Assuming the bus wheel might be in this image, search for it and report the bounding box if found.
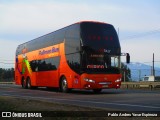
[22,78,27,89]
[26,77,31,89]
[93,89,102,93]
[60,77,68,93]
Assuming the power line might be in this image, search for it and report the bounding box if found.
[121,28,160,40]
[126,61,160,63]
[0,59,14,61]
[0,62,14,64]
[143,61,160,63]
[0,58,15,65]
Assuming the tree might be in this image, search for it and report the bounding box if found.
[121,63,131,82]
[0,68,14,82]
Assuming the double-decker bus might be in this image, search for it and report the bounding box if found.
[15,21,123,93]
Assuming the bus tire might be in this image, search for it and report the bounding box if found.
[22,77,27,89]
[60,76,69,93]
[93,89,102,93]
[26,77,32,89]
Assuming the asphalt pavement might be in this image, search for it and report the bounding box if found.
[0,84,160,111]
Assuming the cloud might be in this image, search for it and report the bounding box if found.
[0,1,125,34]
[1,0,159,37]
[0,39,21,58]
[121,37,160,65]
[0,39,21,68]
[0,0,160,68]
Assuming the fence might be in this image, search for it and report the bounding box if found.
[121,81,160,90]
[0,78,14,82]
[0,81,160,90]
[0,82,15,84]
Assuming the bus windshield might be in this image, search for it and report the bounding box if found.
[80,22,121,74]
[81,48,120,74]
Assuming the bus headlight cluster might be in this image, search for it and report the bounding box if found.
[115,79,121,83]
[84,78,95,83]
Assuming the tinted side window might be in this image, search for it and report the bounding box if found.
[17,28,66,55]
[66,53,80,74]
[65,24,81,74]
[65,24,80,54]
[30,57,60,72]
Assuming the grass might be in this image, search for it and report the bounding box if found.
[0,96,159,120]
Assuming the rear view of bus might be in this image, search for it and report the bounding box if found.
[79,22,121,93]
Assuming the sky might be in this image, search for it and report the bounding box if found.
[0,0,160,68]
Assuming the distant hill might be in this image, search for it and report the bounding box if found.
[124,62,160,81]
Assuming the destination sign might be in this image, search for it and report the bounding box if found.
[87,35,113,41]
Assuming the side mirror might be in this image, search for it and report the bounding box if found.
[126,53,130,63]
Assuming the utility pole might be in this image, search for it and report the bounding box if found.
[139,70,141,81]
[124,71,126,82]
[153,53,155,76]
[151,66,153,76]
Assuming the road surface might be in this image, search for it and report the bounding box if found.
[0,84,160,111]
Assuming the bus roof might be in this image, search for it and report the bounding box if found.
[16,21,115,55]
[18,21,111,46]
[18,21,110,46]
[77,21,109,25]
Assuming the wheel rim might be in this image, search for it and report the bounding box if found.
[27,80,30,88]
[62,79,67,91]
[27,78,31,89]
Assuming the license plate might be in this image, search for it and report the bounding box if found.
[103,85,108,88]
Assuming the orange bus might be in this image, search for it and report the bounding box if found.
[15,21,123,93]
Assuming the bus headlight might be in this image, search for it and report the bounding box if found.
[115,79,121,83]
[84,78,95,83]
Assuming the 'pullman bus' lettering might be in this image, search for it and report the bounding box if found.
[39,47,59,55]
